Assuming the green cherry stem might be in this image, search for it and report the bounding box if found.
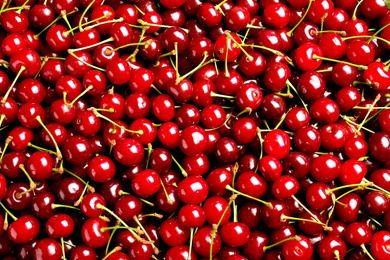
[287,0,314,37]
[79,0,97,32]
[90,108,143,135]
[0,136,12,164]
[312,55,368,70]
[1,66,26,105]
[360,244,375,260]
[0,202,17,221]
[67,50,106,72]
[286,80,309,113]
[36,115,62,160]
[171,154,188,177]
[263,236,300,252]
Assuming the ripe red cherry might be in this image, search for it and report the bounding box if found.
[179,125,207,156]
[131,169,161,198]
[220,222,250,247]
[62,135,93,166]
[193,226,222,257]
[294,43,323,71]
[282,235,313,260]
[46,213,75,238]
[81,217,110,248]
[263,130,290,160]
[371,231,390,260]
[177,176,209,204]
[113,138,144,166]
[8,215,40,244]
[33,238,62,260]
[87,155,116,183]
[26,151,53,181]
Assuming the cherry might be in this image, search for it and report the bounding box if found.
[282,235,313,260]
[81,217,110,248]
[8,215,40,244]
[165,245,197,260]
[131,169,161,198]
[220,222,250,247]
[113,138,144,166]
[345,222,372,247]
[310,98,340,124]
[363,191,390,217]
[369,132,390,162]
[262,200,290,229]
[294,43,323,71]
[193,226,222,257]
[371,231,390,260]
[159,217,190,247]
[128,241,153,260]
[263,130,290,160]
[177,176,209,204]
[318,236,347,260]
[242,231,269,260]
[33,238,62,260]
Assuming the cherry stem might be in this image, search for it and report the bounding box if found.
[160,180,173,205]
[84,17,124,31]
[66,14,108,34]
[259,87,294,98]
[210,194,237,260]
[205,109,234,131]
[224,35,230,77]
[363,178,390,196]
[365,100,390,123]
[360,244,375,260]
[171,154,188,177]
[179,55,215,82]
[239,44,282,56]
[343,35,390,46]
[215,0,229,10]
[188,228,194,260]
[313,30,346,36]
[79,0,97,32]
[242,19,256,43]
[226,32,253,62]
[334,250,341,260]
[328,182,370,194]
[352,0,364,20]
[36,115,62,160]
[28,142,57,156]
[263,236,299,252]
[60,237,67,260]
[287,0,314,37]
[356,94,381,133]
[286,80,309,113]
[341,115,375,135]
[68,86,94,108]
[0,136,12,164]
[236,107,252,118]
[3,212,8,231]
[291,195,324,224]
[105,224,120,255]
[210,92,235,99]
[18,164,36,191]
[1,66,26,105]
[0,4,29,14]
[69,37,114,53]
[174,43,180,81]
[67,51,106,72]
[61,10,73,36]
[102,246,122,260]
[51,204,80,210]
[139,213,163,219]
[106,41,147,55]
[0,114,5,128]
[96,203,142,242]
[133,4,145,15]
[359,210,383,227]
[74,181,90,207]
[225,185,270,207]
[0,202,17,221]
[129,28,148,62]
[62,168,94,192]
[34,8,78,39]
[90,108,143,135]
[133,215,158,254]
[137,19,189,33]
[312,54,367,70]
[102,226,141,232]
[274,108,292,130]
[145,143,152,170]
[281,214,326,227]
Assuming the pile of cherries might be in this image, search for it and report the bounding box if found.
[2,0,390,259]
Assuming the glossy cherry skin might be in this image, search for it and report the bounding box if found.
[113,138,144,166]
[131,169,161,198]
[263,130,290,160]
[335,193,362,223]
[87,155,116,183]
[345,222,372,246]
[81,217,110,248]
[272,175,299,200]
[17,102,46,129]
[46,213,75,238]
[193,226,222,257]
[165,245,198,260]
[159,218,190,247]
[220,222,251,247]
[8,215,40,244]
[369,132,390,162]
[177,176,209,204]
[363,191,390,217]
[27,151,53,181]
[236,171,268,199]
[310,98,340,124]
[33,238,62,260]
[282,235,313,260]
[371,231,390,260]
[262,200,290,229]
[62,135,93,166]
